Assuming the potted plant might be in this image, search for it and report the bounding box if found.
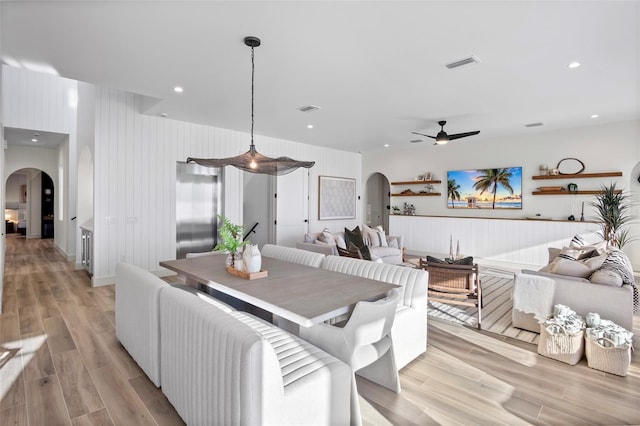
[590,183,635,248]
[392,205,400,215]
[213,215,249,267]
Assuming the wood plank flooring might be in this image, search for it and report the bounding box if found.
[1,236,639,425]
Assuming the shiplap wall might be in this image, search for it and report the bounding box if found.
[93,88,361,284]
[2,65,79,259]
[392,215,599,267]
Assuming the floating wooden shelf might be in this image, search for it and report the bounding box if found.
[532,190,622,196]
[532,172,622,180]
[391,193,441,197]
[391,180,442,185]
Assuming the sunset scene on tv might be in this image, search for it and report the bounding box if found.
[447,167,522,209]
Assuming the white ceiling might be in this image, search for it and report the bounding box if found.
[2,1,639,154]
[4,127,67,150]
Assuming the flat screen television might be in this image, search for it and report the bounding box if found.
[446,167,522,209]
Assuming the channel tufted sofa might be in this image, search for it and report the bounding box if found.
[320,255,428,370]
[115,263,351,425]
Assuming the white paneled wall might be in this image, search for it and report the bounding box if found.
[93,88,361,285]
[2,65,76,133]
[392,215,599,267]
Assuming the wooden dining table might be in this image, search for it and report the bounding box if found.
[159,255,398,331]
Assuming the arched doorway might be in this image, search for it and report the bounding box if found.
[5,168,55,239]
[365,172,391,230]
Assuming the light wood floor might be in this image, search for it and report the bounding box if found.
[1,237,639,425]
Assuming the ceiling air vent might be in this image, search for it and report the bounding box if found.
[409,139,423,143]
[525,122,544,127]
[445,56,481,70]
[297,105,320,113]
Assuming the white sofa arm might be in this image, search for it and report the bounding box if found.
[295,241,336,256]
[386,235,403,249]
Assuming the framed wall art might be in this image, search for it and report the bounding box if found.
[318,176,356,220]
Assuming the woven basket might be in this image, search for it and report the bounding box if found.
[538,324,585,365]
[585,337,632,377]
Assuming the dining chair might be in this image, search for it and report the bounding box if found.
[337,246,363,259]
[300,288,401,426]
[419,260,482,329]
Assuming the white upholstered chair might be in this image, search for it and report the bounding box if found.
[300,288,401,425]
[261,243,325,267]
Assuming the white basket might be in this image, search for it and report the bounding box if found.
[585,337,632,377]
[538,324,584,365]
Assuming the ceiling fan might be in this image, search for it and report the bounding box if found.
[412,120,480,145]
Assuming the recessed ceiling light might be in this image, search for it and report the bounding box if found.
[384,144,389,148]
[591,114,599,119]
[307,124,313,129]
[568,61,581,69]
[31,138,38,142]
[174,86,183,93]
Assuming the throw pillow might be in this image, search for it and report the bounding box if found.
[387,237,399,249]
[304,232,318,243]
[335,234,347,250]
[547,247,561,264]
[347,242,372,261]
[590,269,624,287]
[557,246,596,261]
[548,254,606,278]
[600,248,635,285]
[317,228,336,246]
[364,225,388,248]
[570,232,603,248]
[344,226,365,248]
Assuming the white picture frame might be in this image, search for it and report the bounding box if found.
[318,176,356,220]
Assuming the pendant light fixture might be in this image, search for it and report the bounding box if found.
[187,36,315,176]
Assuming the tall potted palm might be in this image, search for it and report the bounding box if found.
[590,183,635,248]
[447,179,461,208]
[473,168,515,209]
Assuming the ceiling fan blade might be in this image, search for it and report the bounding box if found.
[448,130,480,141]
[411,132,436,139]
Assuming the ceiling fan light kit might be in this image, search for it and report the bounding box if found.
[411,120,480,146]
[187,36,315,176]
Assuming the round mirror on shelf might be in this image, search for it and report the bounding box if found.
[556,158,585,175]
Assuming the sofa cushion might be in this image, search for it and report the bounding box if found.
[371,246,402,258]
[600,248,635,285]
[548,254,606,278]
[589,269,624,287]
[387,237,399,249]
[335,234,347,250]
[570,232,603,247]
[304,232,320,243]
[344,226,365,247]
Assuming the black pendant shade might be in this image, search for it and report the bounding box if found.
[187,36,315,176]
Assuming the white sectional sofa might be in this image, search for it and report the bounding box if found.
[261,244,326,267]
[320,255,428,369]
[115,263,351,425]
[297,228,404,264]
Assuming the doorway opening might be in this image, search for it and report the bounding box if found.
[366,172,391,230]
[5,169,55,239]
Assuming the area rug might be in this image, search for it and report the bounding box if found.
[427,273,540,344]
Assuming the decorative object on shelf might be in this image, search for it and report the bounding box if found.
[557,158,585,175]
[567,183,578,194]
[214,215,250,268]
[539,164,549,175]
[403,202,416,215]
[392,205,400,214]
[423,184,435,193]
[455,240,461,260]
[590,183,635,248]
[243,244,262,273]
[415,175,425,181]
[549,168,560,175]
[186,36,314,176]
[318,176,356,220]
[424,172,433,181]
[580,201,585,222]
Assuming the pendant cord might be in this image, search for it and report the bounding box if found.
[250,45,255,150]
